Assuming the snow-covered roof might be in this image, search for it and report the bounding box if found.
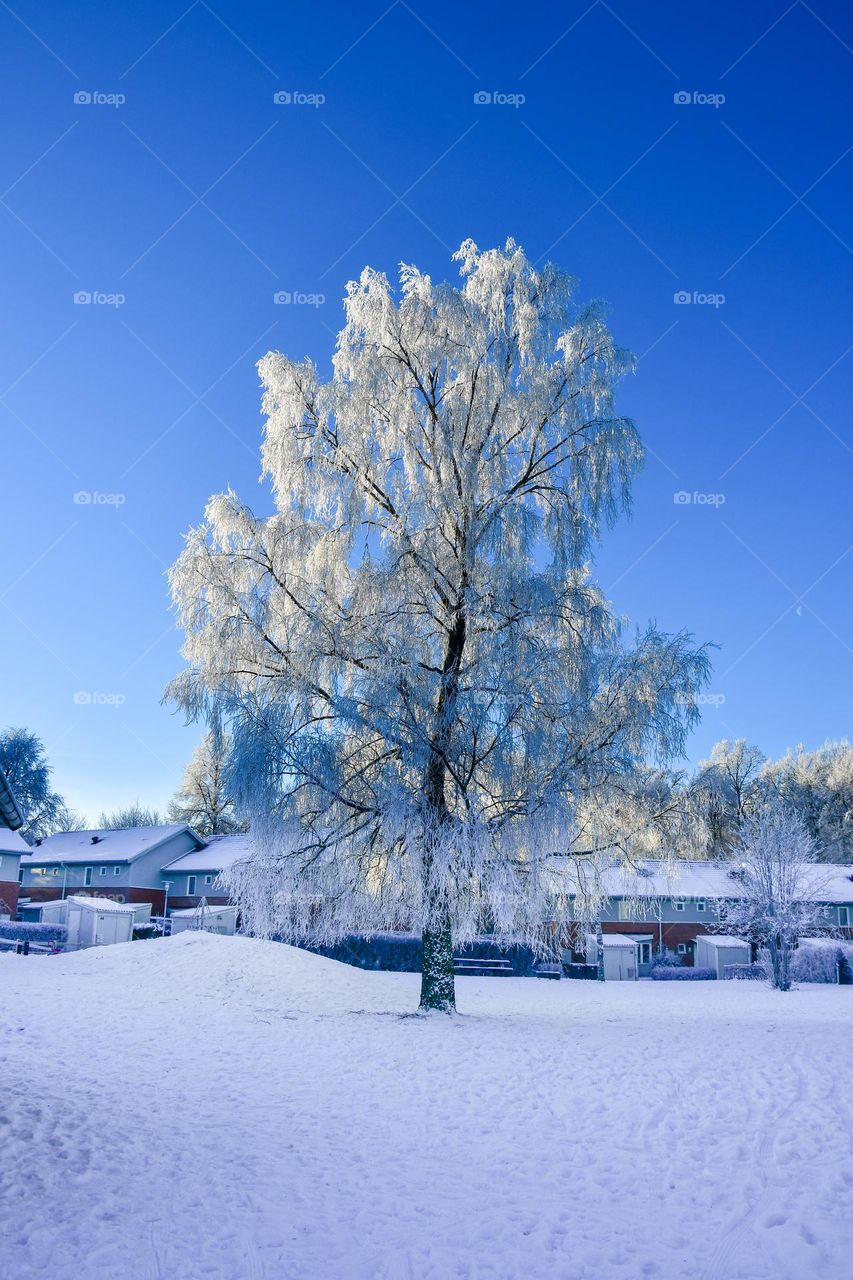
[0,764,24,830]
[21,825,203,866]
[0,827,32,856]
[695,935,749,948]
[162,833,254,874]
[586,933,637,948]
[66,895,137,913]
[567,858,853,905]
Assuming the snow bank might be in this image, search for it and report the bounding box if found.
[2,934,851,1280]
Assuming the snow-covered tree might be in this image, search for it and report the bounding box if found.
[722,807,829,991]
[167,731,244,835]
[761,741,853,862]
[98,803,163,829]
[0,727,82,843]
[168,239,710,1011]
[692,739,767,856]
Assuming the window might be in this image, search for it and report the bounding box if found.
[18,867,24,884]
[696,899,706,912]
[99,866,107,876]
[618,900,631,921]
[677,942,687,955]
[204,874,214,885]
[187,875,197,895]
[673,899,686,912]
[114,866,121,876]
[840,907,850,927]
[84,867,93,886]
[53,867,60,876]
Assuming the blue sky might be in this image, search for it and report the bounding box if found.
[2,0,852,819]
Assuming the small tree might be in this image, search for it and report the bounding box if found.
[168,240,709,1012]
[723,808,829,991]
[167,732,244,835]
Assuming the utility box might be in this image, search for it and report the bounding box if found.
[64,896,136,949]
[695,935,751,978]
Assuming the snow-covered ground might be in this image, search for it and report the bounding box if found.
[1,936,851,1280]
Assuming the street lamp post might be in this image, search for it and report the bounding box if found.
[162,880,172,934]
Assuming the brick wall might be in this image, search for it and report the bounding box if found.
[24,884,165,912]
[0,879,20,916]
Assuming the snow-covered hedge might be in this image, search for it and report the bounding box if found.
[650,966,716,981]
[792,942,853,984]
[0,921,68,943]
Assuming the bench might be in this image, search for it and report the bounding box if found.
[453,956,515,976]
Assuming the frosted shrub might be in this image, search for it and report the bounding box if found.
[651,966,716,981]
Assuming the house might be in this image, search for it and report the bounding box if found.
[562,858,853,975]
[160,833,252,909]
[18,825,205,914]
[0,764,29,918]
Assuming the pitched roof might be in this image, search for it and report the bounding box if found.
[0,827,32,856]
[21,825,203,866]
[0,764,24,831]
[565,858,853,905]
[162,833,254,874]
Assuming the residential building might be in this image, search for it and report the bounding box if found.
[18,825,205,913]
[563,858,853,975]
[161,833,252,909]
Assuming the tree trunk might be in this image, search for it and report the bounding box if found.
[420,908,456,1012]
[418,600,467,1014]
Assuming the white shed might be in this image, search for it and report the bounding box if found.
[169,901,238,936]
[65,896,136,949]
[695,934,751,978]
[586,933,638,981]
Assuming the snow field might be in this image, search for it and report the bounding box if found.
[1,933,851,1280]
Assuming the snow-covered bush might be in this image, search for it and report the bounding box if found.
[791,941,853,983]
[650,950,682,969]
[650,966,716,980]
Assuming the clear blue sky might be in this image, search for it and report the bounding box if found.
[2,0,852,819]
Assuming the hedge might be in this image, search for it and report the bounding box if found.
[0,921,68,943]
[651,965,716,981]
